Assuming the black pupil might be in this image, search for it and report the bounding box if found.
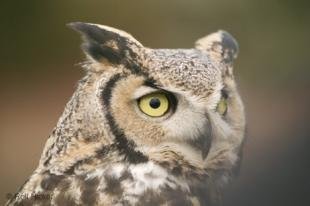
[149,98,161,109]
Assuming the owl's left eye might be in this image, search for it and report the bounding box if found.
[138,92,171,117]
[216,91,228,116]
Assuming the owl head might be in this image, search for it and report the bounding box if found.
[36,22,245,202]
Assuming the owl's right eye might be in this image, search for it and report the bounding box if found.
[138,92,174,117]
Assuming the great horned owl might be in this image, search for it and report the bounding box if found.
[7,22,245,206]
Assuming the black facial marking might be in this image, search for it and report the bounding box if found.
[101,74,148,164]
[101,74,122,106]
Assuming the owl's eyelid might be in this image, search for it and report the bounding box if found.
[132,86,160,100]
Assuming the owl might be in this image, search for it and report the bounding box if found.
[7,22,245,206]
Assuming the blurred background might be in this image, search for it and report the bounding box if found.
[0,0,309,205]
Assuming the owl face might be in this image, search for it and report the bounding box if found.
[102,51,220,159]
[68,22,245,170]
[7,22,246,206]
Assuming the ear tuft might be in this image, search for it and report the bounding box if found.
[195,30,239,65]
[68,22,143,64]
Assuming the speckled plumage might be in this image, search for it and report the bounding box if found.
[7,22,245,206]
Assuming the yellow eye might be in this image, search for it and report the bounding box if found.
[138,92,170,117]
[217,97,228,115]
